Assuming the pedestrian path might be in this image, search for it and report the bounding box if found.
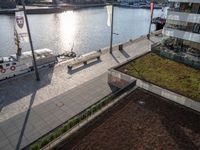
[0,35,161,122]
[0,73,118,150]
[0,35,162,150]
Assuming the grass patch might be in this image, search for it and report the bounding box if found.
[118,53,200,101]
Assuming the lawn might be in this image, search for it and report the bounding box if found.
[117,53,200,101]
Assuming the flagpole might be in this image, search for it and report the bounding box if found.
[109,2,114,54]
[147,1,154,40]
[21,0,40,81]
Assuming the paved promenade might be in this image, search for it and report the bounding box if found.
[0,35,162,150]
[0,73,118,150]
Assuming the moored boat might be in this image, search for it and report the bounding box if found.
[0,48,57,81]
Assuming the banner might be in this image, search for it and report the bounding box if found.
[15,11,29,43]
[106,5,112,27]
[150,2,154,17]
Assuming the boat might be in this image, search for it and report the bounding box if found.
[0,48,57,81]
[0,8,58,81]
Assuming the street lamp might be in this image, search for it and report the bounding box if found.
[21,0,40,81]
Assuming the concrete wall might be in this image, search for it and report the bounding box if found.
[136,79,200,113]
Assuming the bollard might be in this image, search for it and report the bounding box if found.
[119,44,123,51]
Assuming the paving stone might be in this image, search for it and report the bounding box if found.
[0,139,14,150]
[25,129,41,144]
[7,132,29,149]
[0,120,20,137]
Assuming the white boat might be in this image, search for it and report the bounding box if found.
[0,48,57,81]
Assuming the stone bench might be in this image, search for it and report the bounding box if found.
[67,51,101,70]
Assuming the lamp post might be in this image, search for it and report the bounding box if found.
[21,0,40,81]
[148,0,154,40]
[109,1,114,54]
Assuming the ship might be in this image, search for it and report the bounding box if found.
[0,48,57,81]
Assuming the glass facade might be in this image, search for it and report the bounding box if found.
[165,22,200,34]
[169,2,200,14]
[163,37,200,54]
[163,1,200,53]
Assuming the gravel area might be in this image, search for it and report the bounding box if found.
[60,88,200,150]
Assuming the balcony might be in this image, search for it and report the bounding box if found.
[163,27,200,43]
[167,10,200,24]
[168,0,200,3]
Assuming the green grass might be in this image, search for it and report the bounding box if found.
[118,53,200,101]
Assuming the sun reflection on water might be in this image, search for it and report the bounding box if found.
[59,11,78,51]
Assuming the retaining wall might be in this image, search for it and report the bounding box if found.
[110,51,200,113]
[108,69,136,89]
[136,79,200,112]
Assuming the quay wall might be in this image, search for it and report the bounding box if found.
[0,4,106,15]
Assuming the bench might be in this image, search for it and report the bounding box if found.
[67,51,101,70]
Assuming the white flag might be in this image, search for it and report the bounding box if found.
[106,5,112,27]
[15,11,29,43]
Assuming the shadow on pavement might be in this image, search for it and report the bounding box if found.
[0,66,55,112]
[15,90,37,150]
[110,53,120,64]
[119,49,130,58]
[68,59,102,75]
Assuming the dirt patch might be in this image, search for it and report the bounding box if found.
[59,89,200,150]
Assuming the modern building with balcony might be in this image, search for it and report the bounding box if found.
[162,0,200,56]
[0,0,16,9]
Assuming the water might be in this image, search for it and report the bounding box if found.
[0,7,162,57]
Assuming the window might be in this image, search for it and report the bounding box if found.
[193,24,200,33]
[6,64,10,67]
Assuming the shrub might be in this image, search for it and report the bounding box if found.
[61,126,68,133]
[86,109,91,116]
[49,133,55,141]
[30,144,40,150]
[54,129,62,139]
[40,138,50,147]
[63,124,70,132]
[68,119,74,128]
[92,105,97,112]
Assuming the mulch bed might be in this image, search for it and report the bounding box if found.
[59,89,200,150]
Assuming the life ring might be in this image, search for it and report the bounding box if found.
[10,66,16,71]
[0,69,6,73]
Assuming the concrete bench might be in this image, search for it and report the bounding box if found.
[67,51,101,70]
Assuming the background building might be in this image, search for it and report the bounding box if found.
[0,0,16,8]
[163,0,200,52]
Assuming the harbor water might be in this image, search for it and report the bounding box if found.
[0,7,163,57]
